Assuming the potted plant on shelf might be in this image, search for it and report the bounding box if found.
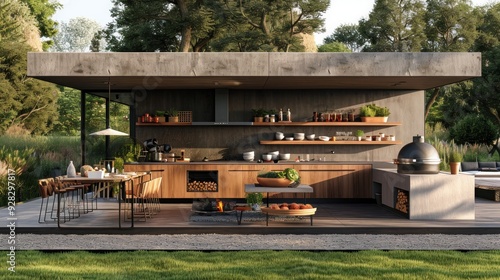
[355,130,364,141]
[359,104,390,122]
[448,149,463,175]
[252,108,266,123]
[155,110,166,123]
[167,108,179,122]
[246,192,263,211]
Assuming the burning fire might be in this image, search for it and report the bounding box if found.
[216,199,224,212]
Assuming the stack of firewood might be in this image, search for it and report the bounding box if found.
[395,190,409,214]
[187,181,218,192]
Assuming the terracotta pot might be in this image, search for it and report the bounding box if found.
[361,116,388,123]
[450,162,460,175]
[168,116,179,122]
[254,117,264,123]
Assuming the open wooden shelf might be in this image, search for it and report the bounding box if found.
[252,122,401,126]
[259,140,402,145]
[136,121,401,127]
[136,122,192,126]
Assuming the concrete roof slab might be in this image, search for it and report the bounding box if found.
[27,52,481,91]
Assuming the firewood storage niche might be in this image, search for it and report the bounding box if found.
[187,170,218,192]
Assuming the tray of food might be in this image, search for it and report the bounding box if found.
[261,202,316,216]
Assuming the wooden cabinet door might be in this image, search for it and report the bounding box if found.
[294,164,372,198]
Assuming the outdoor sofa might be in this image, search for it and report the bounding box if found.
[461,162,500,201]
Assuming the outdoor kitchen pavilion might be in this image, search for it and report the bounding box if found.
[27,52,481,162]
[28,52,481,220]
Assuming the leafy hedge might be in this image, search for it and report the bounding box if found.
[449,114,498,145]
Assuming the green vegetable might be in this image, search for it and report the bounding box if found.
[257,168,300,182]
[284,168,300,182]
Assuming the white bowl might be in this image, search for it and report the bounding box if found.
[275,132,284,140]
[268,151,279,155]
[318,136,331,141]
[243,151,254,156]
[306,134,315,140]
[294,133,305,140]
[243,155,254,160]
[262,154,272,161]
[279,153,291,160]
[285,137,294,141]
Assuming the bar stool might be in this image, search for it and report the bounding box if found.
[37,178,55,223]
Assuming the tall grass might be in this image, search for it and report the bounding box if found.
[426,123,500,171]
[0,135,107,206]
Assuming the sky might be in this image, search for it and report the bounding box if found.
[53,0,497,46]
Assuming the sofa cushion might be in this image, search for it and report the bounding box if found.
[461,162,479,171]
[480,167,499,171]
[479,162,497,170]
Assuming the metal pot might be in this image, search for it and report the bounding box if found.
[153,152,162,162]
[396,135,441,174]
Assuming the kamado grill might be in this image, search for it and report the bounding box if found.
[395,135,441,174]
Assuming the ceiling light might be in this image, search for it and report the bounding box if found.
[89,78,129,136]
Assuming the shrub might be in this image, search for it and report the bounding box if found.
[449,114,498,145]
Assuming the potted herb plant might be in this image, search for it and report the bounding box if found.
[167,108,179,122]
[448,149,463,175]
[252,108,266,123]
[246,192,263,211]
[155,110,166,123]
[355,130,364,141]
[359,104,390,122]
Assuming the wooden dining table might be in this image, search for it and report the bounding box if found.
[60,172,149,228]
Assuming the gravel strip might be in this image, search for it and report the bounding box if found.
[9,234,500,251]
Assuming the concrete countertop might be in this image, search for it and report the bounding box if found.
[126,161,396,167]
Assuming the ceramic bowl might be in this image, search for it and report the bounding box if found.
[285,137,294,141]
[275,132,285,140]
[243,154,254,161]
[294,133,305,140]
[279,153,291,160]
[262,154,272,161]
[318,136,331,141]
[306,134,315,140]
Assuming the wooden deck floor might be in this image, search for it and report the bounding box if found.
[3,196,500,234]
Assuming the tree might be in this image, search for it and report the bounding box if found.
[51,17,104,52]
[51,87,81,136]
[324,24,365,52]
[216,0,329,52]
[106,0,218,52]
[20,0,61,50]
[359,0,426,52]
[424,0,478,52]
[0,0,58,135]
[423,0,478,120]
[106,0,329,52]
[474,3,500,53]
[1,0,43,51]
[317,42,351,52]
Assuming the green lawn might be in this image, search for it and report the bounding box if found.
[2,250,500,279]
